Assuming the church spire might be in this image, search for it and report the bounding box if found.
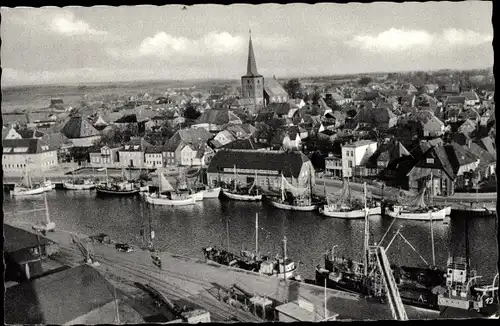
[246,30,260,77]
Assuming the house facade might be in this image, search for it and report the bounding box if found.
[341,140,378,178]
[144,146,165,168]
[206,149,314,193]
[325,154,342,178]
[89,146,120,167]
[2,138,58,175]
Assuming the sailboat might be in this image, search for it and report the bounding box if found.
[176,168,204,201]
[266,173,318,211]
[203,213,298,279]
[385,184,446,221]
[63,171,96,190]
[222,165,262,201]
[316,193,447,311]
[32,192,56,234]
[96,167,140,196]
[319,180,381,218]
[12,165,53,196]
[437,217,499,315]
[144,171,195,206]
[189,166,221,199]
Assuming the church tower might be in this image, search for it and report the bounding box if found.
[241,30,264,106]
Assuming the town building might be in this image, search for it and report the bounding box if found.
[61,116,102,147]
[89,145,121,167]
[4,224,59,283]
[341,140,378,178]
[118,137,152,168]
[206,149,314,192]
[2,125,22,140]
[164,128,213,166]
[2,138,58,175]
[325,153,343,178]
[5,264,143,324]
[241,32,264,113]
[2,112,29,128]
[144,146,165,168]
[264,76,289,105]
[191,109,242,132]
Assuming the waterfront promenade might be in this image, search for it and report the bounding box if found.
[7,222,440,321]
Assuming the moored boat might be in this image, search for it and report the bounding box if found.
[144,171,196,206]
[12,166,53,196]
[320,181,381,219]
[202,186,221,199]
[385,186,446,221]
[223,190,262,201]
[266,172,319,212]
[63,174,96,190]
[221,165,262,201]
[95,168,140,196]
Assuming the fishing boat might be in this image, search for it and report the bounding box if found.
[203,213,299,279]
[144,171,195,206]
[175,168,204,201]
[266,172,319,212]
[189,166,222,199]
[221,165,262,201]
[32,192,56,235]
[450,179,496,217]
[95,167,140,196]
[319,181,381,218]
[12,166,53,196]
[437,216,499,316]
[315,196,447,311]
[385,186,445,221]
[63,172,96,190]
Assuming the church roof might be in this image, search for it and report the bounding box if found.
[264,77,288,97]
[243,34,262,77]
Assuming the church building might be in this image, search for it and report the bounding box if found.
[240,32,289,114]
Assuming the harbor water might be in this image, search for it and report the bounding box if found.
[3,190,498,281]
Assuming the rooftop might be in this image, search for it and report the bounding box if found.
[4,224,54,253]
[343,139,377,148]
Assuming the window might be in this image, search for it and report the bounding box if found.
[426,158,434,164]
[14,147,28,153]
[348,161,353,168]
[3,147,11,153]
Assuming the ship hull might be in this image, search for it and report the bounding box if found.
[223,189,262,201]
[63,182,96,190]
[145,193,196,206]
[96,188,140,196]
[386,207,445,220]
[188,191,204,201]
[202,187,221,199]
[268,198,318,211]
[12,186,47,196]
[319,206,381,219]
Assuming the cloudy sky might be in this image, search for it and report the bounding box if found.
[1,2,493,86]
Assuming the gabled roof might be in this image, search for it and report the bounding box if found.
[445,142,479,174]
[4,224,54,253]
[165,128,213,150]
[370,140,411,163]
[354,106,396,125]
[61,116,100,139]
[2,138,54,154]
[2,112,29,126]
[264,77,288,97]
[5,265,116,325]
[120,137,152,152]
[220,138,269,150]
[17,128,46,139]
[194,109,242,126]
[446,96,466,105]
[466,142,495,167]
[207,150,310,178]
[476,136,496,157]
[460,91,479,102]
[145,145,166,153]
[267,103,294,116]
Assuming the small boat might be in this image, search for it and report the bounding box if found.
[266,173,319,212]
[32,192,56,235]
[12,166,53,196]
[222,165,262,201]
[144,172,196,206]
[42,180,56,190]
[202,186,221,199]
[95,167,140,196]
[115,243,134,252]
[177,168,204,201]
[63,173,96,190]
[320,181,381,219]
[385,187,445,221]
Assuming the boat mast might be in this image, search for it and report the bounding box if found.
[44,192,51,225]
[283,236,287,281]
[255,213,259,257]
[281,174,285,202]
[226,216,230,251]
[363,182,369,277]
[233,165,237,192]
[105,167,109,186]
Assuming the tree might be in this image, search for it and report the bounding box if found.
[311,92,321,105]
[184,105,201,120]
[324,96,341,111]
[358,77,372,86]
[284,78,305,99]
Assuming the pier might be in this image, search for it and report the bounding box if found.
[6,222,440,321]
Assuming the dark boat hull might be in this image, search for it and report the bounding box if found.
[315,269,440,311]
[96,188,140,196]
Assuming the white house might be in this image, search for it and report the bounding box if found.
[341,140,378,178]
[283,133,302,151]
[89,146,120,167]
[325,154,342,178]
[118,138,152,168]
[2,138,58,175]
[180,144,199,166]
[2,126,22,140]
[144,146,165,168]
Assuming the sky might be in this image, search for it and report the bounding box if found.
[1,2,493,86]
